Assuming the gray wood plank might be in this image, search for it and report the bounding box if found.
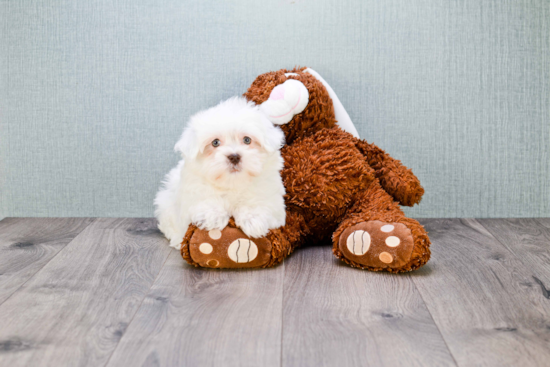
[478,218,550,286]
[0,218,171,367]
[282,245,456,367]
[106,251,284,367]
[413,219,550,367]
[0,217,95,304]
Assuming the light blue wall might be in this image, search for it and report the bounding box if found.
[1,0,549,218]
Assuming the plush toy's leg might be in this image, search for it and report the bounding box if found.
[181,211,308,269]
[355,140,425,207]
[332,180,430,273]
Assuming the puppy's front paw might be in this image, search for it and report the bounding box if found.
[191,208,230,232]
[170,236,184,250]
[236,216,269,238]
[234,210,271,238]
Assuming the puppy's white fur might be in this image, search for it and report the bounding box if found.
[155,97,286,249]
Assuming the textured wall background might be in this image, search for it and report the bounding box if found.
[1,0,549,218]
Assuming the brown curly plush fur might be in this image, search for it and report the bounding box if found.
[182,66,430,272]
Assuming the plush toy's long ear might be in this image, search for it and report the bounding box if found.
[174,126,199,159]
[259,78,309,125]
[304,68,360,138]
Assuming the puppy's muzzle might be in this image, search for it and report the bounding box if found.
[227,154,241,165]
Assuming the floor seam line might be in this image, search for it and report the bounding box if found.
[102,248,173,367]
[409,270,460,367]
[475,218,522,258]
[476,218,550,288]
[0,218,97,307]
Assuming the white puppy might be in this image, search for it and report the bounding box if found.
[155,97,286,249]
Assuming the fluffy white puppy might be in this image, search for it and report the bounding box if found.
[155,97,286,249]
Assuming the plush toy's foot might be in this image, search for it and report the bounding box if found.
[337,220,416,271]
[181,213,307,269]
[187,227,273,268]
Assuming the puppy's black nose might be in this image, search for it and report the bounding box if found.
[227,154,241,165]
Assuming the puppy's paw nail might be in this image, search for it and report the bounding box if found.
[237,218,269,239]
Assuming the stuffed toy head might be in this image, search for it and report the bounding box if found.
[244,67,359,144]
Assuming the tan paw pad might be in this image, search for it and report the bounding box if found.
[385,236,400,247]
[208,229,222,239]
[346,230,371,255]
[199,242,213,254]
[227,239,258,263]
[379,252,393,263]
[206,259,219,267]
[381,225,394,232]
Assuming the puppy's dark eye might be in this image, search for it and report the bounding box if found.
[212,139,221,147]
[243,136,251,145]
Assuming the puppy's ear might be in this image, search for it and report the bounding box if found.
[174,126,199,159]
[258,114,285,153]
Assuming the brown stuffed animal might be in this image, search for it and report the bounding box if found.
[181,67,430,273]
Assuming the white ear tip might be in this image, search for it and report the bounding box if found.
[260,79,309,125]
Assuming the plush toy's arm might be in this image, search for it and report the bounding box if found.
[355,140,424,206]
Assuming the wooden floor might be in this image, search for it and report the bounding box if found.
[0,218,549,366]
